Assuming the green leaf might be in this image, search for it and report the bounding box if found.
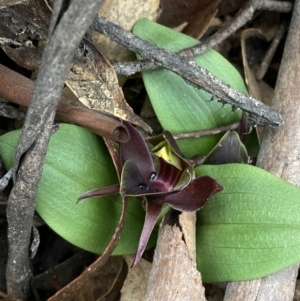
[195,164,300,282]
[133,19,248,158]
[0,124,157,255]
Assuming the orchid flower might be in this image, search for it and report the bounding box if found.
[78,121,223,266]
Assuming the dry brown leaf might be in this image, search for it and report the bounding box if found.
[46,256,127,301]
[158,0,243,28]
[182,0,221,39]
[255,81,274,143]
[33,251,96,293]
[241,28,265,101]
[257,81,273,109]
[76,256,127,301]
[120,256,151,301]
[241,28,263,142]
[1,44,43,71]
[0,0,50,71]
[252,11,280,42]
[89,0,159,64]
[66,38,151,133]
[145,212,206,301]
[47,195,128,301]
[241,28,274,142]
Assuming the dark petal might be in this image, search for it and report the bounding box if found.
[151,156,183,191]
[204,131,249,165]
[132,201,163,267]
[149,133,194,188]
[120,160,148,197]
[171,164,194,190]
[151,157,193,192]
[163,176,223,211]
[77,184,120,202]
[120,160,178,200]
[120,121,155,183]
[121,159,194,201]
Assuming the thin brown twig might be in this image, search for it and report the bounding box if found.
[173,121,240,140]
[256,21,287,80]
[112,0,292,76]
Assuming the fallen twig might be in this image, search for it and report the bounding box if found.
[6,0,106,299]
[91,15,282,127]
[256,21,287,80]
[224,1,300,300]
[0,64,130,143]
[173,121,240,140]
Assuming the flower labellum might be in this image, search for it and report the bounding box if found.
[78,121,223,266]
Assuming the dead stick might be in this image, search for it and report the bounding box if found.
[0,64,129,143]
[173,121,240,140]
[6,0,106,299]
[224,1,300,300]
[91,15,282,127]
[256,21,287,80]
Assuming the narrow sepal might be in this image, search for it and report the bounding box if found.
[132,201,163,266]
[77,184,120,202]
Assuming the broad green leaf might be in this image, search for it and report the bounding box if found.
[195,164,300,282]
[0,124,157,255]
[133,19,248,158]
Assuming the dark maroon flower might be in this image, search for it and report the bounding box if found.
[78,121,223,266]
